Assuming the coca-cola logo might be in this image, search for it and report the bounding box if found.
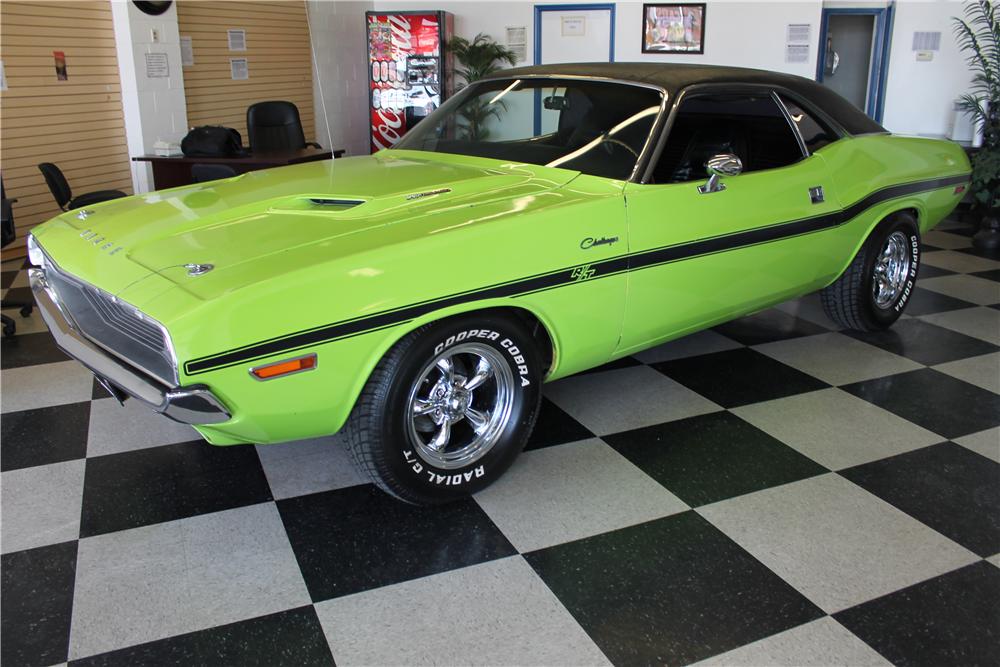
[372,108,404,151]
[388,14,412,52]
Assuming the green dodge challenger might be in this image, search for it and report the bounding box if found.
[28,63,970,503]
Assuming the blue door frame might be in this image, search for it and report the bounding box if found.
[815,4,895,122]
[532,3,616,134]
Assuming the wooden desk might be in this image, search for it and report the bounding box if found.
[132,147,343,190]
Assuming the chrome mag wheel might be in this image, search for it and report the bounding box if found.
[872,231,912,309]
[405,342,515,470]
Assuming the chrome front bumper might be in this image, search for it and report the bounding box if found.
[29,268,231,425]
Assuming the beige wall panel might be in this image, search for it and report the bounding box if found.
[176,0,316,143]
[0,0,132,260]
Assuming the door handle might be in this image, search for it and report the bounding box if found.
[809,186,825,204]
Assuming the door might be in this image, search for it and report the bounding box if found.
[617,89,842,354]
[535,4,615,64]
[816,7,893,121]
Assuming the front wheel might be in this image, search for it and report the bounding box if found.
[821,213,920,331]
[343,313,543,505]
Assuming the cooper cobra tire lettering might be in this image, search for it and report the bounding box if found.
[342,313,542,504]
[893,233,920,313]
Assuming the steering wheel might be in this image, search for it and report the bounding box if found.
[601,136,640,159]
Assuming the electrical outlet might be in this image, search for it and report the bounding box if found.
[150,27,160,43]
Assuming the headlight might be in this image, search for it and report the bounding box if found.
[26,234,45,267]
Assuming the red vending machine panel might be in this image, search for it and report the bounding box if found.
[366,10,453,153]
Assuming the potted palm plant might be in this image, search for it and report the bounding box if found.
[446,33,517,140]
[953,0,1000,249]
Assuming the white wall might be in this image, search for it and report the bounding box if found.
[372,1,822,74]
[615,1,822,77]
[307,0,373,157]
[111,0,188,194]
[882,0,972,138]
[316,0,974,145]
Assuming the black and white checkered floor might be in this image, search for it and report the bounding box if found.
[2,217,998,666]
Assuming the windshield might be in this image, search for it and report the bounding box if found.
[395,77,664,181]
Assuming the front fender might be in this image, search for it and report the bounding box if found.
[191,297,561,445]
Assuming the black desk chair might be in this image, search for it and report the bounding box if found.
[38,162,127,212]
[191,164,238,183]
[246,101,321,153]
[2,184,34,337]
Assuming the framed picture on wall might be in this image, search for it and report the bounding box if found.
[642,3,706,54]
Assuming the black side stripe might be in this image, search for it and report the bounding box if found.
[184,173,967,375]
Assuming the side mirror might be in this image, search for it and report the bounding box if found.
[699,153,743,194]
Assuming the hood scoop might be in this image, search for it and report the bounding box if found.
[308,198,365,208]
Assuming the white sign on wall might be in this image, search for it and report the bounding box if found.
[785,23,812,64]
[144,52,169,78]
[230,57,249,80]
[786,45,810,64]
[180,36,194,66]
[561,16,586,37]
[506,26,527,63]
[786,24,811,45]
[0,61,6,92]
[227,29,246,51]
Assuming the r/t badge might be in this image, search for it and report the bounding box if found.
[571,265,596,282]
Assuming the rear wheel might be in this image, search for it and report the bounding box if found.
[821,213,920,331]
[343,312,542,505]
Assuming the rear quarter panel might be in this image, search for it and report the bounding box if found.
[819,134,970,261]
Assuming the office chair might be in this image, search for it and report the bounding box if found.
[246,101,322,153]
[1,183,34,337]
[191,164,238,183]
[38,162,127,212]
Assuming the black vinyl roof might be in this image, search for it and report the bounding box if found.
[483,62,886,136]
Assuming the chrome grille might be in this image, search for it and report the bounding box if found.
[43,259,177,386]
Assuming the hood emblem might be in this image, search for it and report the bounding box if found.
[405,188,451,201]
[76,209,95,220]
[184,263,214,276]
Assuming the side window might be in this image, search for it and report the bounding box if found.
[778,95,837,153]
[652,92,805,184]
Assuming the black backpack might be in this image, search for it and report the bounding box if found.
[181,126,247,158]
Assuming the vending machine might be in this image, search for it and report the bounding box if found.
[365,10,453,153]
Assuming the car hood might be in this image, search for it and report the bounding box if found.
[33,151,580,303]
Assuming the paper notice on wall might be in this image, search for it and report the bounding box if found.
[786,44,810,64]
[561,16,586,37]
[506,26,527,63]
[230,57,249,80]
[227,28,246,51]
[180,36,194,66]
[145,52,169,78]
[0,61,7,91]
[786,24,811,45]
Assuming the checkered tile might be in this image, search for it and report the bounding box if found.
[2,218,999,666]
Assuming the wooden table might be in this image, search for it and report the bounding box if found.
[132,147,343,190]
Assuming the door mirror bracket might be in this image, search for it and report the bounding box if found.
[698,153,743,194]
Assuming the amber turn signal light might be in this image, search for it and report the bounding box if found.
[250,354,317,380]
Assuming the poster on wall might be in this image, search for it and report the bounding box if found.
[641,3,706,54]
[53,51,68,80]
[365,11,454,153]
